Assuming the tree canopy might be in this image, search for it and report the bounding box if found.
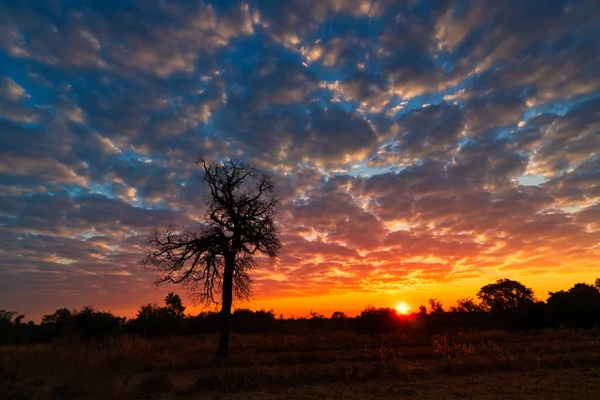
[477,279,535,312]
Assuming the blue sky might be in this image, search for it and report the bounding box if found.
[1,0,599,319]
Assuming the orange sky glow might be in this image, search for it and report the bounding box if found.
[107,271,599,321]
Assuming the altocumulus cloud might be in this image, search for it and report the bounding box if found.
[0,0,599,317]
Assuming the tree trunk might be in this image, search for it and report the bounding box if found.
[217,255,235,358]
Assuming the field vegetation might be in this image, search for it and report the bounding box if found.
[1,329,600,398]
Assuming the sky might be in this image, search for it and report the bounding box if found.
[1,0,599,321]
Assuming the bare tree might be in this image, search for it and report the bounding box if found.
[142,157,281,357]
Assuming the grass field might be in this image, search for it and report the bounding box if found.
[2,329,600,399]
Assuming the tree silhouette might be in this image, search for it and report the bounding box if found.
[449,297,483,313]
[132,293,187,337]
[547,283,600,311]
[142,157,280,357]
[545,283,600,328]
[331,311,347,320]
[428,298,444,314]
[0,310,21,345]
[477,279,534,312]
[355,307,400,334]
[136,303,163,319]
[41,308,73,324]
[40,307,124,341]
[165,292,186,317]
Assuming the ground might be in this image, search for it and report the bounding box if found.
[1,329,599,399]
[227,370,600,400]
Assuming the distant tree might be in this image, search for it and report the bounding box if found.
[329,311,348,331]
[0,310,17,321]
[142,157,281,357]
[595,278,600,290]
[428,298,444,314]
[41,307,123,340]
[418,305,427,315]
[355,307,400,334]
[331,311,347,320]
[548,283,600,307]
[71,306,124,340]
[547,282,600,328]
[132,304,168,337]
[130,294,188,337]
[41,308,74,339]
[41,308,73,324]
[477,279,534,312]
[232,309,275,334]
[165,292,186,317]
[0,310,18,344]
[137,303,162,319]
[186,311,221,334]
[309,310,325,320]
[449,297,483,313]
[308,310,325,330]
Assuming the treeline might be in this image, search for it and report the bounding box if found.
[1,278,599,344]
[357,278,600,334]
[0,293,279,345]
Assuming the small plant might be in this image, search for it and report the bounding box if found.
[378,342,401,361]
[480,340,505,357]
[433,334,476,359]
[433,334,451,357]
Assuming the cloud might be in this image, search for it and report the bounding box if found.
[0,1,254,76]
[395,103,465,159]
[0,0,598,317]
[0,76,38,123]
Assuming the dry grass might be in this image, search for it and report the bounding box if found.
[1,329,599,399]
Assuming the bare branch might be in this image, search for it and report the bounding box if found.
[142,156,281,308]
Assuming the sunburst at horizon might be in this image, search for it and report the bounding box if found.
[395,302,411,315]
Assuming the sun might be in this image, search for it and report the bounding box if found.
[395,302,410,315]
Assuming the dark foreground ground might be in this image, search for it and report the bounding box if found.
[1,329,599,399]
